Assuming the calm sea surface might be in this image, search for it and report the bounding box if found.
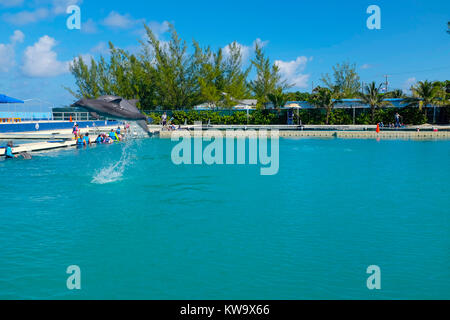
[0,137,449,299]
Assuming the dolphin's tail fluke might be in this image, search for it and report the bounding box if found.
[136,120,151,136]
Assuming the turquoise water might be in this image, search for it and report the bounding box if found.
[0,137,449,299]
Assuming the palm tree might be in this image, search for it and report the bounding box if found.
[386,89,405,98]
[309,87,339,125]
[402,80,444,117]
[359,82,392,122]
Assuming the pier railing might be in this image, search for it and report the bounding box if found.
[52,112,105,121]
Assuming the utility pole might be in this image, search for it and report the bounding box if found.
[384,75,390,93]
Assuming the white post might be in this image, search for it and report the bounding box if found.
[353,107,356,125]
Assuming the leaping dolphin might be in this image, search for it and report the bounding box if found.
[73,96,150,134]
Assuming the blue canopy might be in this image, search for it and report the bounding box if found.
[0,94,24,104]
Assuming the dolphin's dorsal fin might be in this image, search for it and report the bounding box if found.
[128,99,139,107]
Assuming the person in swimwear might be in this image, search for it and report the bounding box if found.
[95,134,103,144]
[83,133,91,146]
[76,133,84,146]
[4,141,18,159]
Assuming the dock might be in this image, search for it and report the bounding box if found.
[159,124,450,140]
[0,140,79,156]
[2,124,449,157]
[0,125,160,156]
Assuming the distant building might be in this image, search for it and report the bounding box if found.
[193,103,215,110]
[267,98,414,110]
[232,99,257,110]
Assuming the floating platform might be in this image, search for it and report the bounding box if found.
[0,140,78,156]
[0,125,161,156]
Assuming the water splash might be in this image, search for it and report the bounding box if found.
[128,122,150,139]
[90,121,149,184]
[91,140,135,184]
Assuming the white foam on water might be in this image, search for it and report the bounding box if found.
[90,121,149,184]
[128,122,149,139]
[91,140,136,184]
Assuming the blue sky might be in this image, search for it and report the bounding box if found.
[0,0,449,109]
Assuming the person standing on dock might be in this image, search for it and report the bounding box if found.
[72,123,79,139]
[395,113,401,128]
[161,112,167,126]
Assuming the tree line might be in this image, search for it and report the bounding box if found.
[68,23,286,110]
[68,23,450,124]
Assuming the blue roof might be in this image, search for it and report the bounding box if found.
[0,94,24,104]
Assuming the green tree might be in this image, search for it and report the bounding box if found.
[67,56,102,99]
[267,88,288,113]
[359,82,392,122]
[194,41,251,109]
[222,42,251,107]
[249,43,289,109]
[402,80,446,117]
[385,89,405,98]
[144,23,199,109]
[321,62,361,98]
[67,42,157,109]
[285,91,311,101]
[194,43,224,109]
[309,87,339,125]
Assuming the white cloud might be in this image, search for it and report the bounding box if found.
[0,44,16,72]
[22,35,71,77]
[10,30,25,43]
[223,38,269,63]
[0,0,24,7]
[403,77,417,92]
[223,42,251,62]
[90,41,109,54]
[82,18,98,34]
[71,53,93,68]
[0,30,24,72]
[1,0,82,25]
[253,38,269,49]
[3,8,50,25]
[102,11,137,29]
[146,20,170,37]
[360,63,372,70]
[137,20,171,42]
[52,0,82,15]
[275,56,311,88]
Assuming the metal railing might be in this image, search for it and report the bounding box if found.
[52,112,106,121]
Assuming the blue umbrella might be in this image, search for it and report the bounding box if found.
[0,94,24,104]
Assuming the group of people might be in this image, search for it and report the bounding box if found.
[378,113,404,129]
[74,123,128,147]
[160,112,181,131]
